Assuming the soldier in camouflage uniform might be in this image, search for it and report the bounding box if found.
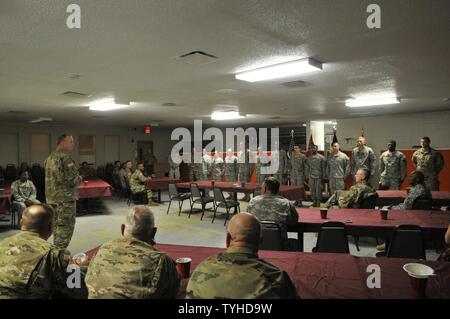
[224,149,237,182]
[412,136,445,191]
[272,148,288,185]
[255,146,270,184]
[130,162,158,206]
[326,142,350,194]
[45,134,82,249]
[11,171,40,220]
[201,149,213,181]
[247,177,299,250]
[210,152,224,181]
[78,161,95,179]
[0,204,87,299]
[391,171,431,210]
[85,206,180,299]
[188,148,202,181]
[350,137,376,184]
[238,143,254,202]
[325,168,376,208]
[379,140,406,190]
[186,212,299,299]
[119,160,132,189]
[168,153,180,180]
[305,145,327,207]
[288,145,306,187]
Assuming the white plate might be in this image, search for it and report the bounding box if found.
[403,263,434,278]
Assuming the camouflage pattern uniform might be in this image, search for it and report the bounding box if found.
[119,168,132,189]
[392,184,432,210]
[10,179,40,218]
[85,237,180,299]
[325,182,376,208]
[255,152,270,184]
[247,195,299,250]
[188,153,203,182]
[78,166,95,179]
[350,146,376,180]
[289,152,306,186]
[130,170,152,202]
[272,150,288,184]
[238,149,254,201]
[224,154,238,182]
[326,151,350,194]
[168,154,180,180]
[305,153,327,205]
[186,246,299,299]
[379,150,406,190]
[211,156,224,182]
[0,231,87,299]
[412,147,445,191]
[45,149,81,249]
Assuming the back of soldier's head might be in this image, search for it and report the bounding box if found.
[124,206,155,242]
[410,171,425,186]
[20,204,54,238]
[227,213,261,250]
[263,177,280,195]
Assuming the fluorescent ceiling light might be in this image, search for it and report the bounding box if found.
[29,117,52,123]
[211,111,246,121]
[345,97,400,107]
[235,58,322,82]
[89,98,130,111]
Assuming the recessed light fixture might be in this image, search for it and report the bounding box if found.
[89,98,130,111]
[29,117,52,123]
[235,58,322,82]
[211,111,246,121]
[345,97,400,107]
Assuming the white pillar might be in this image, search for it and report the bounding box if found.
[310,121,325,151]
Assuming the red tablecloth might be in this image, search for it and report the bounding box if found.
[145,177,180,190]
[377,190,450,206]
[86,243,450,299]
[294,208,449,242]
[176,181,305,201]
[78,179,113,199]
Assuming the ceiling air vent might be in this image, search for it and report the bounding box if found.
[269,116,281,120]
[176,50,219,65]
[281,80,310,88]
[62,91,90,98]
[8,110,28,114]
[162,102,177,107]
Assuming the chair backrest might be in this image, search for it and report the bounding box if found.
[359,194,378,209]
[315,221,349,253]
[213,187,226,204]
[259,221,284,251]
[412,198,432,210]
[168,183,179,199]
[190,183,201,198]
[105,163,114,175]
[387,225,426,259]
[5,164,17,180]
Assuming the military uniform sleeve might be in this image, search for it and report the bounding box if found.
[62,155,81,187]
[338,187,357,208]
[138,172,149,183]
[369,149,376,176]
[436,151,445,173]
[400,153,407,181]
[379,154,385,175]
[152,255,180,299]
[11,181,26,202]
[412,151,418,168]
[30,182,38,201]
[344,155,350,177]
[286,202,299,225]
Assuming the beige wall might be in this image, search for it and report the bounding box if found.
[0,123,175,170]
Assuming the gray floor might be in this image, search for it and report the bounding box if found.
[0,192,441,260]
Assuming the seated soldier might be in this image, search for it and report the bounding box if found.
[186,212,299,299]
[0,204,88,299]
[324,168,376,208]
[11,171,40,219]
[391,171,431,210]
[85,206,180,299]
[78,161,95,179]
[247,177,299,250]
[130,162,158,206]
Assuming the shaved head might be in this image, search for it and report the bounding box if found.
[20,204,54,239]
[227,213,261,249]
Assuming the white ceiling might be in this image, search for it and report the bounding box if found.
[1,0,449,127]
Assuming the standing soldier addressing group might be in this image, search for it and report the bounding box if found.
[350,136,376,185]
[305,145,327,207]
[45,134,82,249]
[288,145,306,187]
[326,142,350,194]
[379,140,406,190]
[412,136,445,191]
